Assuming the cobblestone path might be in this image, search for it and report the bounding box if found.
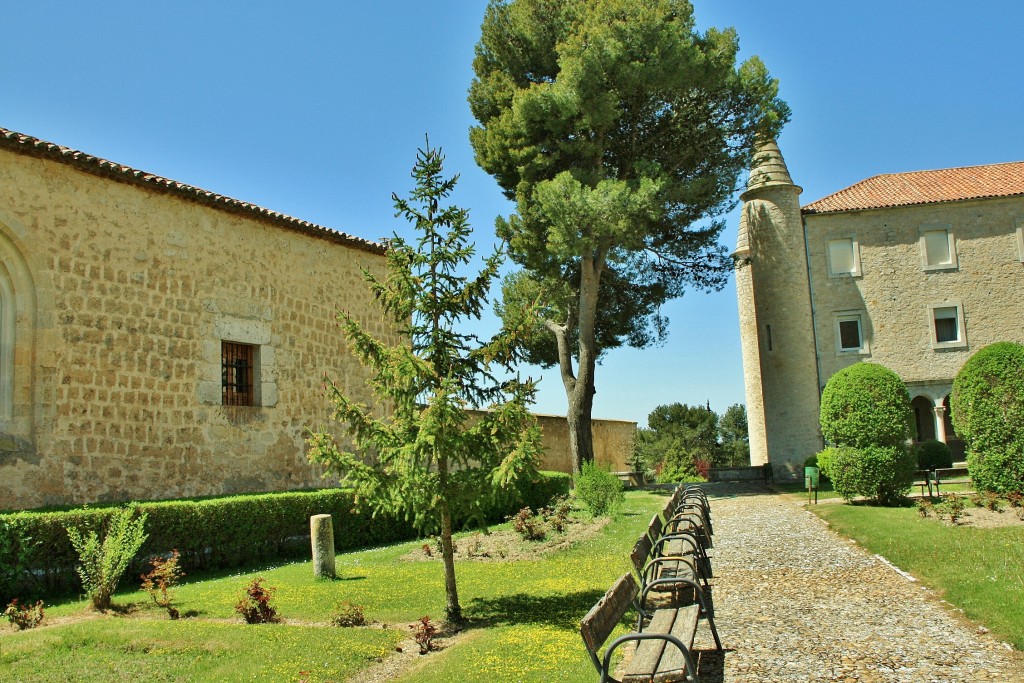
[689,482,1024,682]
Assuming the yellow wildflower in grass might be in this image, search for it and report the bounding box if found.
[476,624,584,678]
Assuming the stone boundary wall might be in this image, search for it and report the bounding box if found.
[532,413,636,473]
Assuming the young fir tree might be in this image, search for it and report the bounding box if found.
[307,143,542,623]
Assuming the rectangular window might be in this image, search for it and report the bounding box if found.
[933,307,959,343]
[827,237,859,277]
[834,312,868,354]
[839,319,862,350]
[222,342,256,406]
[929,303,967,350]
[766,324,773,352]
[920,225,957,270]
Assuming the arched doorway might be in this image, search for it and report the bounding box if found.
[911,395,936,442]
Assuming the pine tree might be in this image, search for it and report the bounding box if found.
[307,142,542,622]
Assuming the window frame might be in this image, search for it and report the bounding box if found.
[928,302,967,350]
[222,341,259,406]
[826,235,861,278]
[833,310,869,355]
[919,223,958,271]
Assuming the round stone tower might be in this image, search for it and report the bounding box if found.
[734,141,823,480]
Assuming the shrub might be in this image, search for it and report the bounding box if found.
[819,363,912,448]
[140,550,184,619]
[936,493,966,524]
[0,514,37,605]
[411,615,437,654]
[573,463,625,517]
[540,495,572,533]
[817,445,915,505]
[950,341,1024,493]
[509,507,547,541]
[3,598,44,630]
[65,506,148,610]
[331,601,367,627]
[235,577,278,624]
[915,439,953,471]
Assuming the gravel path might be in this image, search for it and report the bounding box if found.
[689,482,1023,683]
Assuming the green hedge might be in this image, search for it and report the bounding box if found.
[951,342,1024,493]
[0,471,569,603]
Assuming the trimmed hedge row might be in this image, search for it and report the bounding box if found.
[0,471,570,602]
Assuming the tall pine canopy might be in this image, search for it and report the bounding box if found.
[469,0,788,471]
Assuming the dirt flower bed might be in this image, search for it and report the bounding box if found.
[400,517,610,563]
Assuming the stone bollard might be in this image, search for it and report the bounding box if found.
[310,514,336,579]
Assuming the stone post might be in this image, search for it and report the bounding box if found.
[310,514,336,579]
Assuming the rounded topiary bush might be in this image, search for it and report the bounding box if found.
[820,363,912,448]
[950,341,1024,493]
[915,439,953,471]
[817,445,916,505]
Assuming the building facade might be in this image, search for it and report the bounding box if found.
[736,142,1024,479]
[0,127,394,510]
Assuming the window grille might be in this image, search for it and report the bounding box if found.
[222,342,255,406]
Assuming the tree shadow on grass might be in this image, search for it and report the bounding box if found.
[464,589,607,631]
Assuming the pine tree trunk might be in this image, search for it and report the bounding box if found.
[437,461,461,623]
[566,384,595,474]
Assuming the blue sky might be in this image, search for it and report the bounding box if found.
[4,1,1023,427]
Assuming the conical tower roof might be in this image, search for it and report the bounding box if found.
[741,140,801,199]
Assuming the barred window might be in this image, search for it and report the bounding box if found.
[222,342,255,406]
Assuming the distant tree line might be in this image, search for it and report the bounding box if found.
[631,403,750,481]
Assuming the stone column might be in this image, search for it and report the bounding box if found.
[933,404,948,443]
[310,514,336,579]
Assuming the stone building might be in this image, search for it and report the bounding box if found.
[0,126,395,510]
[0,127,637,510]
[736,142,1024,479]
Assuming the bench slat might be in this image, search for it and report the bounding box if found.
[623,605,699,683]
[580,573,639,655]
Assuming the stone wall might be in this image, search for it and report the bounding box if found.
[531,413,635,473]
[805,197,1024,386]
[0,145,393,509]
[0,139,640,510]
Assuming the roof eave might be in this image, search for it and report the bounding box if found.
[0,127,386,256]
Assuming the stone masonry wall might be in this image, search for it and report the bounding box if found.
[805,197,1024,390]
[0,147,392,509]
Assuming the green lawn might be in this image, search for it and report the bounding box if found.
[2,491,668,682]
[812,503,1024,649]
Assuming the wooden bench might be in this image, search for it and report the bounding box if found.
[646,514,712,585]
[662,493,713,550]
[580,572,721,683]
[632,532,705,595]
[933,466,971,495]
[911,470,934,497]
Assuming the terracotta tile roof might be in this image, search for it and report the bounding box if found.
[802,161,1024,215]
[0,126,385,255]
